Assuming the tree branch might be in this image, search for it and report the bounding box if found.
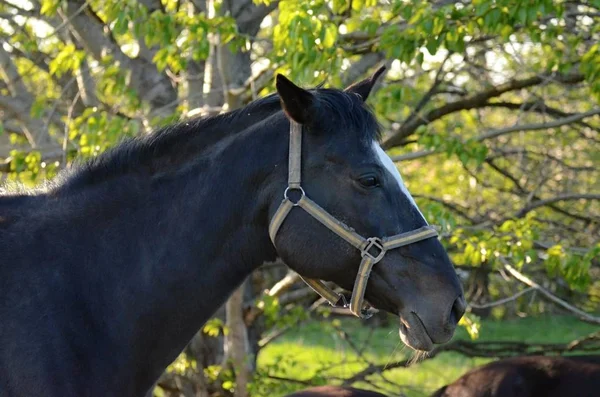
[400,52,452,131]
[503,261,600,325]
[390,107,599,162]
[134,0,164,63]
[484,159,596,224]
[484,100,600,131]
[42,0,91,41]
[485,147,596,172]
[0,96,58,147]
[61,0,177,115]
[230,0,280,36]
[265,375,313,386]
[382,73,585,149]
[244,269,301,326]
[413,194,480,224]
[0,148,65,173]
[0,0,36,16]
[516,193,600,218]
[468,287,536,309]
[341,330,600,386]
[341,53,386,87]
[0,44,30,96]
[476,108,600,142]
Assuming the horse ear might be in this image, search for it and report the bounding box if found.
[344,64,387,102]
[276,74,317,124]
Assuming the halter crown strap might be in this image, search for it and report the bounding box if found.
[288,121,302,188]
[269,120,439,319]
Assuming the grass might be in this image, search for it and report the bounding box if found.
[255,314,598,396]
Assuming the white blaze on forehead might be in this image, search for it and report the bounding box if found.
[371,141,427,224]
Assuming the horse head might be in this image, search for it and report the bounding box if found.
[268,67,466,351]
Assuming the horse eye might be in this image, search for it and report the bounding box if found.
[359,175,379,188]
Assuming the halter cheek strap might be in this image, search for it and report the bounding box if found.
[268,121,439,319]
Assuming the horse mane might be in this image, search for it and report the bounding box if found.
[53,93,283,192]
[50,86,381,193]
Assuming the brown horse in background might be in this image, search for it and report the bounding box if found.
[431,355,600,397]
[285,386,389,397]
[279,355,600,396]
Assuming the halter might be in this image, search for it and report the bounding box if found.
[269,121,439,319]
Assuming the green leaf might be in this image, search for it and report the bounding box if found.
[113,11,129,36]
[202,318,227,337]
[222,381,235,391]
[332,0,349,14]
[40,0,61,16]
[30,98,46,119]
[322,24,337,48]
[517,7,528,24]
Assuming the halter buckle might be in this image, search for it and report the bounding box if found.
[361,237,386,263]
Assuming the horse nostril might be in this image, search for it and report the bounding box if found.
[450,294,467,325]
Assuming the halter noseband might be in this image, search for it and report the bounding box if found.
[269,121,439,319]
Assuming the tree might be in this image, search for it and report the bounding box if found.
[1,0,599,395]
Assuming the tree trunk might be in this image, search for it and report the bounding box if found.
[223,282,250,397]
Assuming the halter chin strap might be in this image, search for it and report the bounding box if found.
[269,121,439,319]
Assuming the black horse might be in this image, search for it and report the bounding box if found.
[0,68,465,396]
[431,355,600,397]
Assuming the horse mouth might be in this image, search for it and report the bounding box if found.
[398,312,434,352]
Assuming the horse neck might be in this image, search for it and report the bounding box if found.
[61,120,285,393]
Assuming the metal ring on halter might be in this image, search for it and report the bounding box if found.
[283,186,305,206]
